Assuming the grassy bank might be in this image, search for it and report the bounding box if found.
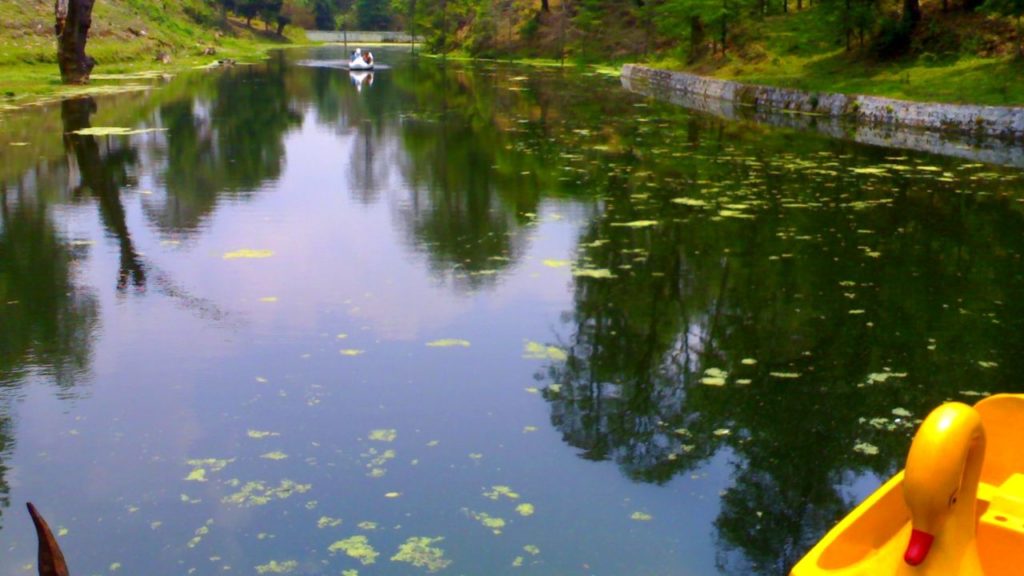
[643,10,1024,106]
[416,0,1024,107]
[0,0,308,105]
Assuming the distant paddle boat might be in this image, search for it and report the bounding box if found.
[349,48,374,71]
[791,393,1024,576]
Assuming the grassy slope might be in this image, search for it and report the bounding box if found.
[0,0,306,102]
[644,9,1024,106]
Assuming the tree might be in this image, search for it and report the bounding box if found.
[314,0,337,29]
[260,0,285,31]
[902,0,920,25]
[983,0,1024,56]
[54,0,96,84]
[357,0,392,28]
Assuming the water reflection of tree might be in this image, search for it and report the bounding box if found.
[0,194,100,527]
[147,56,302,234]
[62,97,147,292]
[541,113,1024,575]
[391,62,576,290]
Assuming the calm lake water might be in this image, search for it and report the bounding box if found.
[2,46,1024,575]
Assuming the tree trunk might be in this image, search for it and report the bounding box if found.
[55,0,96,84]
[441,0,448,57]
[689,15,705,62]
[720,14,727,54]
[844,0,851,51]
[1018,15,1023,58]
[541,0,550,12]
[902,0,920,25]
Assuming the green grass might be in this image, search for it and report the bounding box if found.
[0,0,309,104]
[642,9,1024,106]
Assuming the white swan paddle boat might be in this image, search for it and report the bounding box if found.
[349,48,374,71]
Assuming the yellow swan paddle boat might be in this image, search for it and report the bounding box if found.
[791,394,1024,576]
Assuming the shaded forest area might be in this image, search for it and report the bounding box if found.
[303,0,1024,61]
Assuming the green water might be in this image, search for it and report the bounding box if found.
[1,47,1024,575]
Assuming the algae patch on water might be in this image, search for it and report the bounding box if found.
[391,537,452,573]
[223,249,274,260]
[465,510,506,534]
[70,126,167,136]
[329,535,379,565]
[255,560,298,574]
[483,485,520,501]
[572,268,615,279]
[515,503,535,516]
[426,339,471,347]
[184,458,234,482]
[318,516,343,528]
[523,341,567,361]
[368,429,398,442]
[222,479,312,507]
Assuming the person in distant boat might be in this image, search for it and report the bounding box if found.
[364,51,374,65]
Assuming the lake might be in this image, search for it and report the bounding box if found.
[1,46,1024,575]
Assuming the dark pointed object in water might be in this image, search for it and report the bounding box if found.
[26,503,70,576]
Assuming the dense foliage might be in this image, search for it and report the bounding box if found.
[294,0,1024,62]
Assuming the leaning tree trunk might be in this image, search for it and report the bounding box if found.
[55,0,96,84]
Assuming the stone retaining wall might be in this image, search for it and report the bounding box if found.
[621,65,1024,141]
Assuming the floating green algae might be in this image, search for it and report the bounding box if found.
[328,535,379,565]
[363,448,396,478]
[572,268,615,279]
[542,259,571,268]
[522,341,567,361]
[368,429,397,442]
[391,536,452,573]
[701,367,728,386]
[853,442,879,455]
[318,516,342,529]
[222,249,274,260]
[610,220,659,228]
[466,510,506,534]
[70,126,167,136]
[222,480,312,507]
[184,458,234,482]
[426,339,471,347]
[483,485,520,501]
[515,503,535,516]
[255,560,298,574]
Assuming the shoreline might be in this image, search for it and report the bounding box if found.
[0,41,312,110]
[621,64,1024,142]
[621,67,1024,168]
